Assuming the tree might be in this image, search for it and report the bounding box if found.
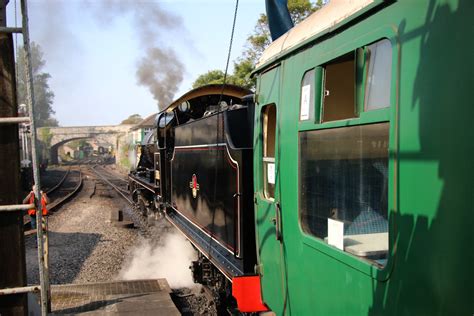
[120,114,143,125]
[16,42,59,127]
[191,69,256,90]
[231,58,256,89]
[192,70,228,89]
[245,0,322,64]
[193,0,323,90]
[244,14,271,65]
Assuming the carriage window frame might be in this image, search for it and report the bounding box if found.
[299,69,315,121]
[299,123,390,265]
[363,39,392,111]
[261,104,277,200]
[321,52,358,123]
[298,39,393,132]
[297,36,396,278]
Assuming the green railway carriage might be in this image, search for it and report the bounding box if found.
[252,0,473,314]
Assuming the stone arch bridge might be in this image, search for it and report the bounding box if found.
[39,125,133,164]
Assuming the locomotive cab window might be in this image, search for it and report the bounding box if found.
[157,112,175,149]
[262,104,276,199]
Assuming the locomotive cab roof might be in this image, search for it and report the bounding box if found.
[157,84,253,127]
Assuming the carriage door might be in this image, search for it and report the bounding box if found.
[254,66,286,312]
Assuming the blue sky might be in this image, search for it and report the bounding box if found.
[6,0,266,126]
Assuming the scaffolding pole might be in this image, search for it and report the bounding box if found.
[0,0,51,314]
[20,0,51,313]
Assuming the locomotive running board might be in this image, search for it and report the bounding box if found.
[128,175,158,194]
[166,209,244,280]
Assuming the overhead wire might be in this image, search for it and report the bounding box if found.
[209,0,240,258]
[218,0,240,104]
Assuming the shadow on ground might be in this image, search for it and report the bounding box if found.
[26,230,101,285]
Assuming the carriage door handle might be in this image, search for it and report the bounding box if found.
[271,202,282,242]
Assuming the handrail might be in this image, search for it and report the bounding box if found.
[0,285,41,295]
[0,203,34,212]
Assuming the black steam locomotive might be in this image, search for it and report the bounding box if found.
[128,84,256,305]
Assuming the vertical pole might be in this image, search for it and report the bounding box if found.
[20,127,24,160]
[0,1,28,315]
[23,127,27,161]
[43,216,51,311]
[20,0,50,314]
[25,127,29,161]
[22,127,25,161]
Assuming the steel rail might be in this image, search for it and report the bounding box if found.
[92,166,129,194]
[47,170,83,211]
[24,170,83,230]
[45,168,71,195]
[94,165,128,184]
[8,169,71,215]
[91,165,133,205]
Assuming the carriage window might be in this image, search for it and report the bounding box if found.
[262,104,276,199]
[365,39,392,110]
[300,69,315,121]
[299,123,389,266]
[322,53,357,122]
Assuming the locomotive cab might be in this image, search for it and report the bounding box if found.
[163,85,257,277]
[130,85,258,299]
[128,129,161,216]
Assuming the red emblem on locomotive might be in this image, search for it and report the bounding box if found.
[189,174,200,198]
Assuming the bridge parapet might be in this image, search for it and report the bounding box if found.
[38,124,136,164]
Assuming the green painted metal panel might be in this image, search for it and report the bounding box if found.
[254,66,288,313]
[253,1,474,315]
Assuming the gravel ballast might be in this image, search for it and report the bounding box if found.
[25,166,218,315]
[25,170,138,285]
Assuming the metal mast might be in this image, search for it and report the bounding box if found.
[0,0,51,314]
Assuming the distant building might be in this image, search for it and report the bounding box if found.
[130,113,157,144]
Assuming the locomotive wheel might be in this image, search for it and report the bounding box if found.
[138,198,147,216]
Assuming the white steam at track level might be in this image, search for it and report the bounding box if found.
[128,147,137,170]
[119,232,197,289]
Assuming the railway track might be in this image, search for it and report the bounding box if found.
[24,168,83,230]
[90,165,132,205]
[44,168,70,195]
[88,165,219,314]
[46,169,83,211]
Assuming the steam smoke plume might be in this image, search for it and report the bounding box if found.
[137,48,184,109]
[119,232,197,288]
[85,0,185,110]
